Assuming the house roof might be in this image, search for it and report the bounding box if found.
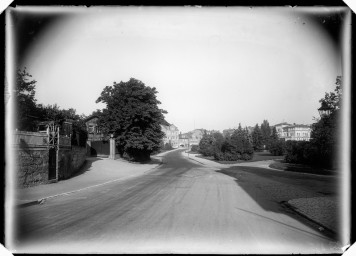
[283,124,311,129]
[84,115,100,122]
[273,122,291,126]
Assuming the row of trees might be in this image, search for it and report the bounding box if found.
[199,124,254,161]
[15,68,88,146]
[251,119,284,155]
[198,119,285,162]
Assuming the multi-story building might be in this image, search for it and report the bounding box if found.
[222,128,235,138]
[273,122,311,141]
[178,129,206,147]
[161,124,180,148]
[189,129,205,145]
[274,122,291,138]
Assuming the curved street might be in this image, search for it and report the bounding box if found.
[14,149,341,254]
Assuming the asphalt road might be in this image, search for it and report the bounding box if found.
[13,149,342,254]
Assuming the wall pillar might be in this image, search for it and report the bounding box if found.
[86,140,92,156]
[109,136,115,159]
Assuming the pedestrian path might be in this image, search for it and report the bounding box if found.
[183,152,281,171]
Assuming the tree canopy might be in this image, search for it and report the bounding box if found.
[15,68,38,131]
[96,78,167,161]
[260,119,271,149]
[251,124,263,151]
[309,76,342,168]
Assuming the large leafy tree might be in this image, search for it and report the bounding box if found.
[319,76,342,111]
[15,68,39,131]
[199,131,224,157]
[96,78,167,161]
[309,76,342,168]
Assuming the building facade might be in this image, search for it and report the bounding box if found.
[273,122,311,141]
[85,116,110,156]
[274,122,292,139]
[161,124,180,148]
[178,129,206,147]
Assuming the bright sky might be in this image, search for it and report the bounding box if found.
[19,7,342,133]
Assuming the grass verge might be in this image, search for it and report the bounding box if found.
[269,160,337,175]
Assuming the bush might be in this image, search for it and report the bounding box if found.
[163,142,173,150]
[241,153,253,160]
[190,145,200,153]
[269,139,286,156]
[285,141,316,165]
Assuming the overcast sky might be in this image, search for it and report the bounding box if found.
[14,6,345,133]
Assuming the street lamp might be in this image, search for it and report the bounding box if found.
[318,102,332,118]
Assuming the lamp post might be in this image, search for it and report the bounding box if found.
[318,102,332,118]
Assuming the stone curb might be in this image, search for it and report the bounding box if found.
[16,159,164,208]
[184,154,207,166]
[283,201,337,235]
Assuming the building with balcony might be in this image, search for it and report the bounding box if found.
[273,122,311,141]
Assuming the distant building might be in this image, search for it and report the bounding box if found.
[161,123,180,148]
[178,129,206,147]
[246,126,254,134]
[274,122,291,138]
[273,122,311,141]
[178,132,190,147]
[85,116,105,141]
[222,128,235,137]
[85,115,109,156]
[189,129,205,145]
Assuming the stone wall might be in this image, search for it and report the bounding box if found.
[58,146,87,180]
[14,131,49,188]
[14,131,87,188]
[16,148,49,188]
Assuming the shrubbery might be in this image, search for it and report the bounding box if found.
[269,139,286,156]
[163,142,173,150]
[190,145,200,153]
[284,139,336,169]
[200,125,254,161]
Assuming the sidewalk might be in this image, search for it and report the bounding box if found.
[183,151,281,171]
[183,151,338,234]
[15,150,175,207]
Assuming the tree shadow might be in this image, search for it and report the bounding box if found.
[70,157,103,178]
[216,166,340,241]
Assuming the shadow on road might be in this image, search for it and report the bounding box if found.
[70,157,103,179]
[217,166,340,241]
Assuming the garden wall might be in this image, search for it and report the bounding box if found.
[14,131,87,188]
[58,146,87,179]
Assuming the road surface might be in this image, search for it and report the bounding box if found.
[12,149,341,254]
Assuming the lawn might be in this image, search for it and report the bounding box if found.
[269,160,337,176]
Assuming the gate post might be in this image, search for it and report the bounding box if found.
[55,126,59,182]
[109,134,115,159]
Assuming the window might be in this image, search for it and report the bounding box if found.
[88,125,95,133]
